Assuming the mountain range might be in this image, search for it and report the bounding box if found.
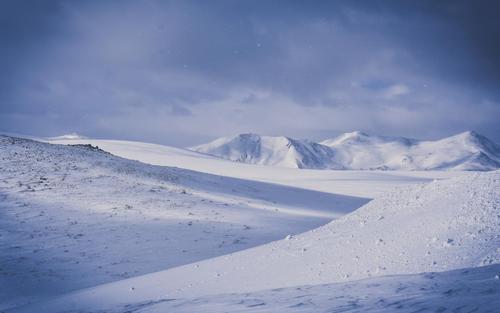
[190,131,500,171]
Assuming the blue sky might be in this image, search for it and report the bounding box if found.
[1,0,499,146]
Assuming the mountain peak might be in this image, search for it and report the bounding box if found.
[339,131,369,139]
[190,133,339,169]
[452,130,478,139]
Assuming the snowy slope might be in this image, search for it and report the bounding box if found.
[189,131,500,171]
[322,130,500,171]
[190,133,340,169]
[47,137,458,198]
[0,135,367,309]
[14,171,499,313]
[79,264,500,313]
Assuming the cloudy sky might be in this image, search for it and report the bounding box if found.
[1,0,499,146]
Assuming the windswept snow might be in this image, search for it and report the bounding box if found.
[0,135,366,309]
[3,133,498,312]
[78,264,500,313]
[47,137,460,198]
[13,170,499,313]
[189,131,500,171]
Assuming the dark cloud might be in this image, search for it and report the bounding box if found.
[0,0,499,146]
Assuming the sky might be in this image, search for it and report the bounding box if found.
[1,0,500,146]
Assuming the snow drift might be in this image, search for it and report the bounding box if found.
[13,170,499,312]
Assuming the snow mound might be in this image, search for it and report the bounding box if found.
[144,171,498,296]
[190,131,500,171]
[16,171,499,312]
[190,133,340,169]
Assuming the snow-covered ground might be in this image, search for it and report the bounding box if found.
[2,134,498,312]
[46,137,461,198]
[0,135,366,309]
[52,264,500,313]
[14,170,497,313]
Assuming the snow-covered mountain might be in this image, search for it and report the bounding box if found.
[322,130,500,171]
[190,131,500,171]
[190,133,340,169]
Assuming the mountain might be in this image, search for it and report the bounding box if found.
[190,131,500,171]
[190,133,341,169]
[322,130,500,171]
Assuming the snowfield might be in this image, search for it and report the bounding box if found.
[1,134,499,313]
[0,135,365,309]
[62,264,500,313]
[46,137,461,198]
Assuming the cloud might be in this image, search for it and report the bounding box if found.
[383,84,410,99]
[0,0,499,145]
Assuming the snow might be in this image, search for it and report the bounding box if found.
[75,264,500,313]
[322,130,500,171]
[190,133,339,169]
[188,131,500,171]
[48,132,87,140]
[10,168,499,313]
[2,134,498,312]
[46,137,461,198]
[0,135,365,309]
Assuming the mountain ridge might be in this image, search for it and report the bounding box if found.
[190,131,500,171]
[190,133,341,169]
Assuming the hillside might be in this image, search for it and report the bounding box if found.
[0,135,366,309]
[13,170,499,313]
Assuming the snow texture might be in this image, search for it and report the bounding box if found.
[0,135,365,309]
[10,168,499,313]
[2,134,498,313]
[83,264,500,313]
